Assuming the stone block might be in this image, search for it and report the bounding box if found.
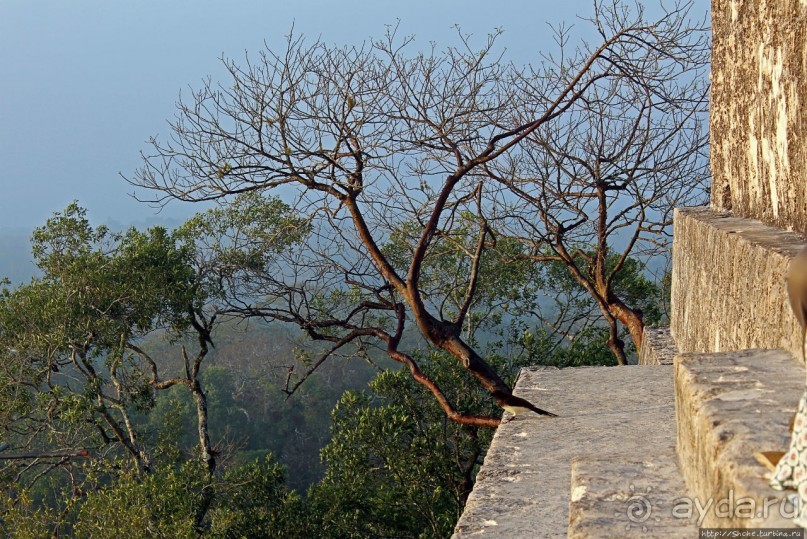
[670,207,806,360]
[675,348,804,528]
[639,326,678,366]
[453,365,676,537]
[568,451,696,538]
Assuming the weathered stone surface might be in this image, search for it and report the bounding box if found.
[709,0,806,235]
[568,451,697,538]
[453,365,677,538]
[671,207,806,360]
[675,349,804,528]
[639,326,678,366]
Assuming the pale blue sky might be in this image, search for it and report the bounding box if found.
[0,0,709,232]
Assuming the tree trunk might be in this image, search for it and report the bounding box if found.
[604,316,628,366]
[190,380,215,475]
[608,299,645,356]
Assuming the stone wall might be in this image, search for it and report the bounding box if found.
[709,0,806,234]
[670,207,805,359]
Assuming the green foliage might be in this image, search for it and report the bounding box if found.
[2,455,304,538]
[176,191,310,300]
[383,214,666,365]
[0,490,60,539]
[0,204,204,483]
[0,200,669,537]
[519,326,617,368]
[73,461,204,539]
[207,457,308,538]
[308,349,505,538]
[0,203,197,372]
[608,257,666,327]
[0,200,316,537]
[68,456,302,539]
[518,251,667,364]
[385,217,539,334]
[139,321,382,492]
[533,250,665,325]
[29,202,196,339]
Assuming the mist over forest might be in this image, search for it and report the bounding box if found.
[0,230,34,285]
[0,215,188,285]
[0,0,709,535]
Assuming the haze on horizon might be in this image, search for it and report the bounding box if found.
[0,0,709,282]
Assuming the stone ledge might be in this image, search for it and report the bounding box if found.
[670,207,806,360]
[453,365,677,538]
[568,450,697,538]
[639,326,678,366]
[675,348,803,528]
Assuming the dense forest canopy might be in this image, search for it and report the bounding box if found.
[0,1,708,536]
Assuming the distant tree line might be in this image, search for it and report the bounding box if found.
[0,1,707,536]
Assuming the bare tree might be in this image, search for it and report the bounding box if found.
[486,1,709,363]
[130,0,709,424]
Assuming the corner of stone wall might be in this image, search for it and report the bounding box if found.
[638,325,678,365]
[674,349,802,529]
[670,206,805,359]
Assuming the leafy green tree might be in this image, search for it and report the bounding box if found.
[0,490,60,539]
[0,451,305,539]
[0,197,307,534]
[303,254,664,537]
[0,203,197,475]
[510,252,667,367]
[207,456,309,538]
[69,456,305,539]
[517,326,616,368]
[308,348,514,538]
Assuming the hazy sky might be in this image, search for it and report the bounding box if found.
[0,0,710,232]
